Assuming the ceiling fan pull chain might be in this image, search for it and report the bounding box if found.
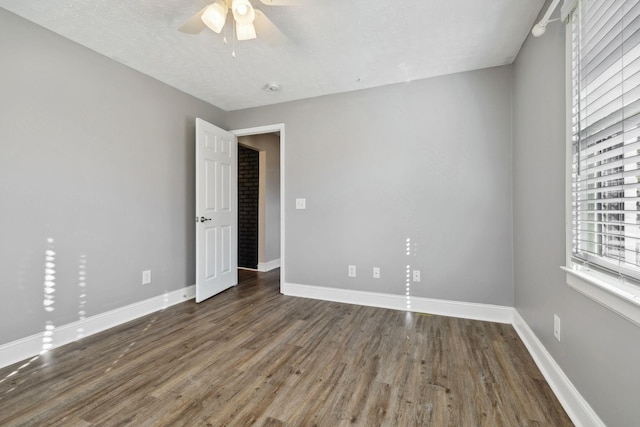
[224,13,230,45]
[232,18,237,58]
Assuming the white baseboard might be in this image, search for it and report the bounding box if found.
[512,310,605,427]
[258,259,280,272]
[281,282,513,324]
[0,285,195,370]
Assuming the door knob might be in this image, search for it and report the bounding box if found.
[199,217,212,223]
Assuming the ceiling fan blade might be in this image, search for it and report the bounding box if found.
[254,9,287,46]
[178,6,209,34]
[257,0,305,6]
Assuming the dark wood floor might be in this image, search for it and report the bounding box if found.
[0,269,572,426]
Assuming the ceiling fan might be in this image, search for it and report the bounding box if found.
[179,0,301,45]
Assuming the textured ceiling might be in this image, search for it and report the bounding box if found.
[0,0,545,111]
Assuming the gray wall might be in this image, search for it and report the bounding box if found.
[228,67,514,305]
[0,9,225,344]
[238,133,281,264]
[512,6,640,426]
[3,4,634,424]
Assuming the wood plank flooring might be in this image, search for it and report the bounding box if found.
[0,269,572,426]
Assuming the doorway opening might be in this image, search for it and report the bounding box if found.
[233,125,283,288]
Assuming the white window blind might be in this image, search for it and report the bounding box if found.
[571,0,640,280]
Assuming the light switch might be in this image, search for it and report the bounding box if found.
[296,198,306,210]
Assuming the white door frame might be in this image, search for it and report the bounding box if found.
[231,124,285,289]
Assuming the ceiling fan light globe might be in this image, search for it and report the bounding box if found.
[232,0,255,24]
[236,4,248,15]
[236,22,257,40]
[201,2,228,33]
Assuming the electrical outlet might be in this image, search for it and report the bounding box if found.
[412,270,421,282]
[554,314,561,342]
[348,265,356,278]
[373,267,380,279]
[142,270,152,285]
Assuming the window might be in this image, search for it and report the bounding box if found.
[565,0,640,325]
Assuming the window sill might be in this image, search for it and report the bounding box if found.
[562,266,640,327]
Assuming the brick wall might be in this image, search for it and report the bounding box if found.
[238,145,259,269]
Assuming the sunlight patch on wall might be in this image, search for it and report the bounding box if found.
[406,238,412,311]
[77,254,88,339]
[43,243,56,313]
[42,238,56,354]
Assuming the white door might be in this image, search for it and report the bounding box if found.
[195,118,238,303]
